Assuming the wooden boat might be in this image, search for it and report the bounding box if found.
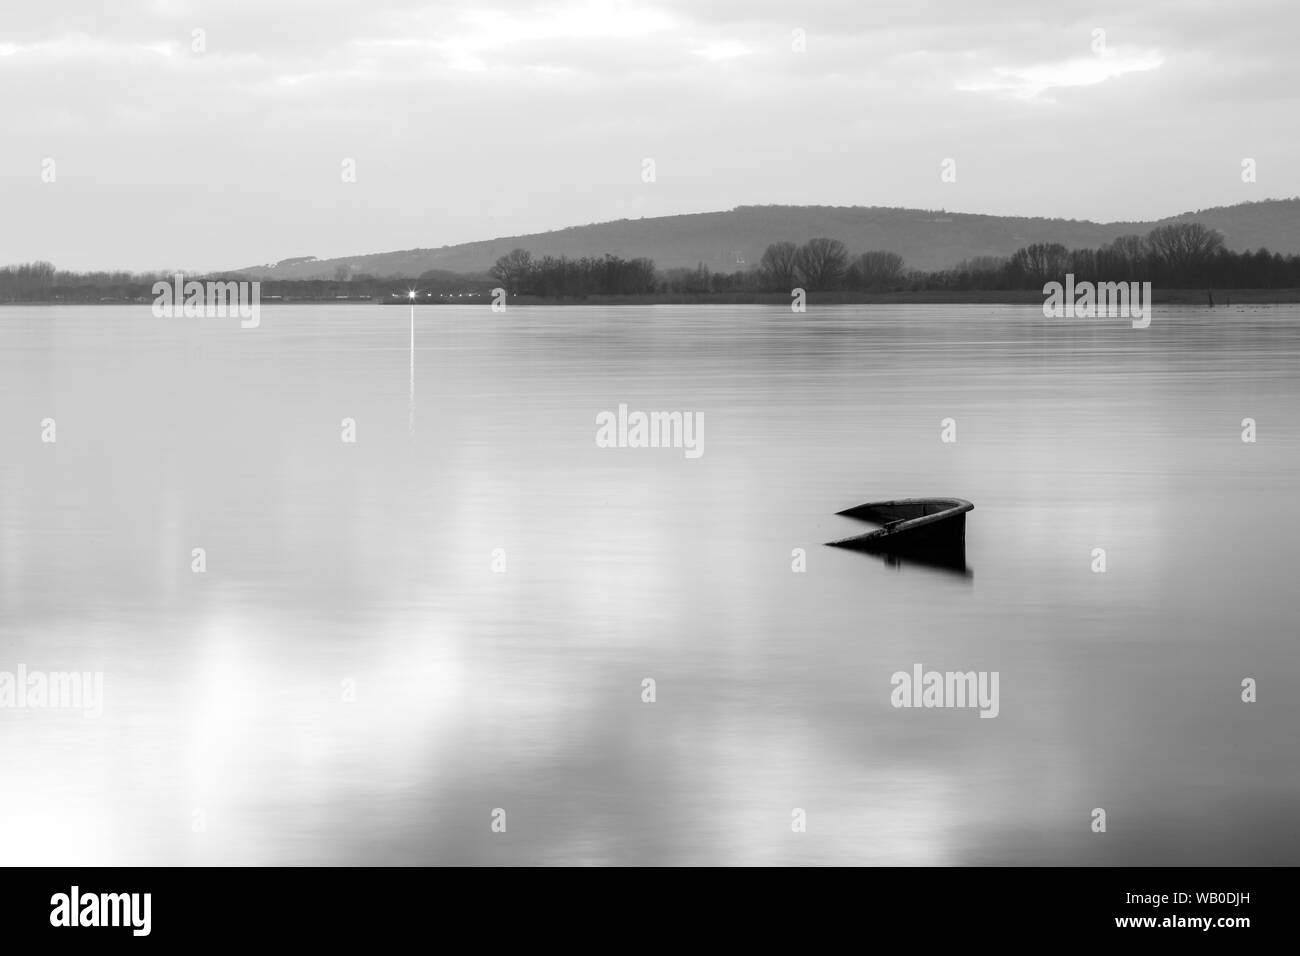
[826,498,973,556]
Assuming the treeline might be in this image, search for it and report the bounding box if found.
[742,223,1300,292]
[8,222,1300,303]
[487,243,903,296]
[486,222,1300,297]
[923,223,1300,291]
[0,265,496,303]
[489,250,657,296]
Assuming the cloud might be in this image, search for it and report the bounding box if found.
[958,48,1165,100]
[1,0,1297,270]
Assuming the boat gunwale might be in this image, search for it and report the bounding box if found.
[827,497,973,548]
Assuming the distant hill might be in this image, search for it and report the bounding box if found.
[233,199,1300,280]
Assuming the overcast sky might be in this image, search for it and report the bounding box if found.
[2,0,1296,271]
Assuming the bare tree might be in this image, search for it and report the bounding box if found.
[759,241,800,290]
[847,250,905,289]
[1098,235,1146,280]
[1108,234,1145,262]
[1009,242,1070,285]
[488,248,534,294]
[795,237,848,290]
[1144,222,1224,279]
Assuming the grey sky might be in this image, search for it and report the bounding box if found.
[2,0,1296,271]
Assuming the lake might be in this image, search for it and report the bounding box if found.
[1,303,1297,865]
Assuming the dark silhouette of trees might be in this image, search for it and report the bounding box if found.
[795,237,848,290]
[6,220,1300,304]
[489,248,534,293]
[513,253,657,297]
[846,251,905,290]
[1094,235,1146,282]
[0,261,57,300]
[1144,222,1225,283]
[1007,243,1070,286]
[758,242,799,290]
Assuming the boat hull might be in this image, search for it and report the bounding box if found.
[826,498,973,558]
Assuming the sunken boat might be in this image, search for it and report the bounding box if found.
[826,498,973,561]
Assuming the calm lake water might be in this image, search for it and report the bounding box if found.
[1,303,1297,865]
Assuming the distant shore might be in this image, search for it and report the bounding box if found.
[486,288,1300,306]
[5,288,1300,307]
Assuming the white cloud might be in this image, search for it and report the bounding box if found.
[958,49,1165,100]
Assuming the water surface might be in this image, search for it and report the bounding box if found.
[1,303,1297,865]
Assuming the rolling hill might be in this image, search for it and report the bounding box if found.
[233,199,1300,280]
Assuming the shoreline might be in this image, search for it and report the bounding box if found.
[487,288,1300,306]
[5,288,1300,306]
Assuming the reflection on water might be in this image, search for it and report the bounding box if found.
[1,303,1298,865]
[866,548,972,579]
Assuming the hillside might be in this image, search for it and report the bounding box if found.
[233,199,1300,280]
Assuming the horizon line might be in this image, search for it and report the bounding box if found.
[14,196,1299,276]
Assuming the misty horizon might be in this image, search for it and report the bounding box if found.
[183,195,1300,275]
[7,196,1299,277]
